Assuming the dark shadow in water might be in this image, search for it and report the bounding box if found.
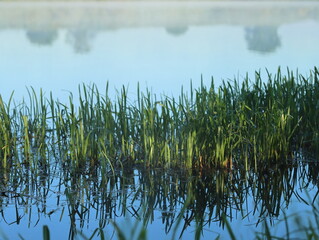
[26,30,58,46]
[245,26,281,54]
[66,29,97,54]
[165,26,189,36]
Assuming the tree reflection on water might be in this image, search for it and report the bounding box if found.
[26,30,58,46]
[23,25,283,55]
[245,26,281,54]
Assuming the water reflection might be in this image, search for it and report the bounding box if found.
[245,26,281,54]
[1,2,319,104]
[25,28,97,53]
[26,30,58,46]
[23,25,284,55]
[23,26,283,54]
[66,29,97,54]
[165,26,189,37]
[10,2,318,55]
[1,158,319,239]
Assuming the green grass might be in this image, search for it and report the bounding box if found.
[0,68,319,172]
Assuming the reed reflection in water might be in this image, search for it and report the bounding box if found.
[0,158,319,239]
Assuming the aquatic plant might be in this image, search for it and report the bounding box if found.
[0,68,319,171]
[2,68,319,240]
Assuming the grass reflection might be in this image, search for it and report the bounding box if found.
[0,159,318,239]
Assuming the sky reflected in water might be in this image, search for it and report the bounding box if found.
[0,2,319,103]
[0,3,319,238]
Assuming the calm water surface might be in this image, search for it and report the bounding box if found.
[0,1,319,239]
[0,2,319,102]
[0,163,319,239]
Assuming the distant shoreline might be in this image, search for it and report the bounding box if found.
[0,1,319,30]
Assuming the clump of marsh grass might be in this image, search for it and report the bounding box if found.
[0,93,16,168]
[0,68,319,172]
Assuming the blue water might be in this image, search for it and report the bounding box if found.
[0,165,318,240]
[1,2,319,239]
[0,2,319,103]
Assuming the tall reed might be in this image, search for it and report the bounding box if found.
[0,68,319,171]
